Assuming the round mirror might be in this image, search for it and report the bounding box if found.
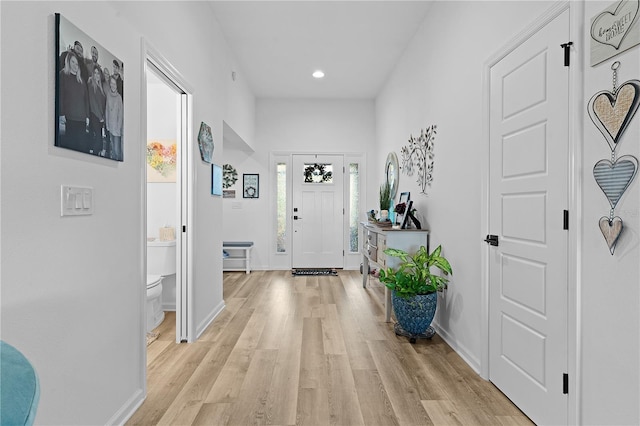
[385,152,399,200]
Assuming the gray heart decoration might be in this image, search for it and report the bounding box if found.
[593,155,638,209]
[587,80,640,151]
[590,0,639,50]
[599,216,624,255]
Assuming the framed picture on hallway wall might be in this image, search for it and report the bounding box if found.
[55,13,124,161]
[243,174,259,198]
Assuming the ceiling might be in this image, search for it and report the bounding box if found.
[208,1,433,99]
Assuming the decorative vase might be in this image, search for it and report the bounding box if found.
[391,291,437,335]
[380,210,389,220]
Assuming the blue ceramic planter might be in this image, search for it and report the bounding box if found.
[391,291,437,335]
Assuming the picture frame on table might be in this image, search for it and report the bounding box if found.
[243,174,259,198]
[396,191,410,225]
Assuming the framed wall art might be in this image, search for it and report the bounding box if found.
[55,13,124,161]
[243,174,259,198]
[146,140,177,182]
[211,164,222,196]
[590,0,640,66]
[197,121,214,163]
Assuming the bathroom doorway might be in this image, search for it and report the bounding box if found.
[143,45,194,345]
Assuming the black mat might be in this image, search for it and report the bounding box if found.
[291,268,338,276]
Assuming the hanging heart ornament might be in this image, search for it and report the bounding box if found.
[599,216,624,255]
[588,80,640,151]
[593,155,638,209]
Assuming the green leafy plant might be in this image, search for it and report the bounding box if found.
[378,245,452,298]
[379,181,391,212]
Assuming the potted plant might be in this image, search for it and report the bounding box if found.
[378,245,452,341]
[379,181,392,220]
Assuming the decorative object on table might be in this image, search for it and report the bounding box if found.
[379,181,392,220]
[223,190,235,198]
[146,140,177,182]
[590,0,640,66]
[197,121,214,163]
[385,152,399,200]
[378,245,452,343]
[395,192,410,226]
[367,210,378,223]
[55,13,124,161]
[243,174,259,198]
[400,125,437,194]
[399,200,421,229]
[211,164,222,196]
[222,164,238,188]
[587,61,639,254]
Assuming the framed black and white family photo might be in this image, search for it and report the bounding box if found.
[55,13,124,161]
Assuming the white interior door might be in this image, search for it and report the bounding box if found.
[292,154,344,268]
[488,9,569,425]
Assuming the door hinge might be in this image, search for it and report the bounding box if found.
[563,373,569,394]
[560,42,573,66]
[563,210,569,230]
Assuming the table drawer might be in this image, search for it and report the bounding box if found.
[366,229,378,246]
[366,244,377,262]
[378,234,387,251]
[377,250,387,268]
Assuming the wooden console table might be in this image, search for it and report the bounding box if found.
[360,222,429,322]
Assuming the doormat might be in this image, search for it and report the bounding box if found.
[292,268,338,276]
[146,331,159,346]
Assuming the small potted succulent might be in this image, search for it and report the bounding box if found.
[379,181,392,221]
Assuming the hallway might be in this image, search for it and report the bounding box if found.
[129,271,532,425]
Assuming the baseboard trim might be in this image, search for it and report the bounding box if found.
[195,300,225,340]
[432,322,482,376]
[107,388,144,426]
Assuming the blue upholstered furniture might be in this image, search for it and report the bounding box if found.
[0,341,40,425]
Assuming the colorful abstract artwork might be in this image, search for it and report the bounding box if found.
[147,140,177,183]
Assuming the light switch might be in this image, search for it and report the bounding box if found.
[61,185,94,216]
[83,189,92,209]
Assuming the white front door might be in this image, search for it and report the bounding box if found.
[292,154,344,268]
[488,8,569,425]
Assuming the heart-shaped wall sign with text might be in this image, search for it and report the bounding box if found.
[591,0,639,50]
[599,216,624,254]
[588,80,640,151]
[593,155,638,209]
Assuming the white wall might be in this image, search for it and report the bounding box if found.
[222,99,375,269]
[0,1,255,424]
[376,0,555,372]
[376,1,640,424]
[147,81,178,238]
[147,78,178,311]
[581,3,639,424]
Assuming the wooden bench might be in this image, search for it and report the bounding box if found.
[222,241,254,274]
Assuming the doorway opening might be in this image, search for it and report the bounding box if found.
[142,44,194,351]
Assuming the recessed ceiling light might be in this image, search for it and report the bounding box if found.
[312,70,325,79]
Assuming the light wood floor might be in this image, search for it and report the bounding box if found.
[128,270,533,426]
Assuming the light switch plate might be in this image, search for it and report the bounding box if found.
[61,185,94,216]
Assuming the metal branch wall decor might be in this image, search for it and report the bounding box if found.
[588,61,640,254]
[400,125,437,195]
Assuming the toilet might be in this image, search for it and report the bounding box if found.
[147,239,176,332]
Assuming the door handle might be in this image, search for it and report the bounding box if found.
[294,215,302,220]
[484,234,499,246]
